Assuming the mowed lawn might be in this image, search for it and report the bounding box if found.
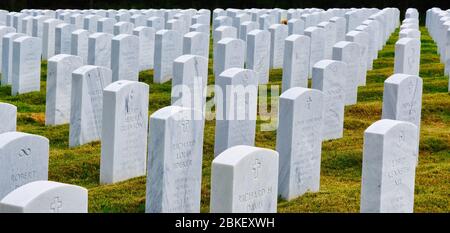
[0,26,448,213]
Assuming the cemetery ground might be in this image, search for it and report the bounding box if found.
[0,26,448,213]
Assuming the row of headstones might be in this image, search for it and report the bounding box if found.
[0,8,211,38]
[173,8,419,212]
[0,7,418,212]
[425,7,450,92]
[0,8,211,83]
[0,36,422,213]
[213,9,399,93]
[399,8,421,40]
[210,10,423,212]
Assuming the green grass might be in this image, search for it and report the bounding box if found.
[0,26,448,213]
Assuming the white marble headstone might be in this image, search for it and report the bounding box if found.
[269,24,288,69]
[113,21,134,35]
[133,26,155,71]
[246,29,270,84]
[171,55,208,115]
[0,26,16,74]
[87,32,113,68]
[97,17,116,34]
[12,36,42,95]
[111,34,139,82]
[42,18,63,60]
[394,38,421,76]
[346,30,369,86]
[45,54,83,125]
[146,106,204,213]
[71,29,89,65]
[182,31,209,59]
[382,73,423,135]
[1,32,25,86]
[154,29,182,83]
[360,119,418,213]
[304,26,325,77]
[210,145,279,213]
[69,65,112,147]
[100,80,149,184]
[214,68,258,156]
[55,23,74,55]
[332,41,361,105]
[282,34,310,92]
[0,103,16,133]
[0,132,49,199]
[0,180,87,213]
[277,87,323,200]
[214,38,245,79]
[312,59,346,140]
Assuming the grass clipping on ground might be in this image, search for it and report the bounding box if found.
[0,27,448,213]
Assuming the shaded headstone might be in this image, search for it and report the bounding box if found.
[69,65,112,147]
[304,26,325,77]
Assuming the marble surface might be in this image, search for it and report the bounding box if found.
[0,132,49,199]
[100,80,149,184]
[210,145,279,213]
[0,181,87,213]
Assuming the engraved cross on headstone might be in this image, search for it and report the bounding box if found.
[50,197,62,213]
[252,158,262,180]
[306,96,312,110]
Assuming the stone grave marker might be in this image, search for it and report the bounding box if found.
[0,180,88,213]
[282,34,310,92]
[210,145,278,213]
[214,68,258,156]
[246,29,270,85]
[311,59,346,140]
[154,29,182,83]
[146,106,204,213]
[111,34,139,82]
[0,103,16,133]
[69,65,112,147]
[100,80,149,184]
[45,54,83,125]
[12,36,42,95]
[360,119,418,213]
[0,132,49,199]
